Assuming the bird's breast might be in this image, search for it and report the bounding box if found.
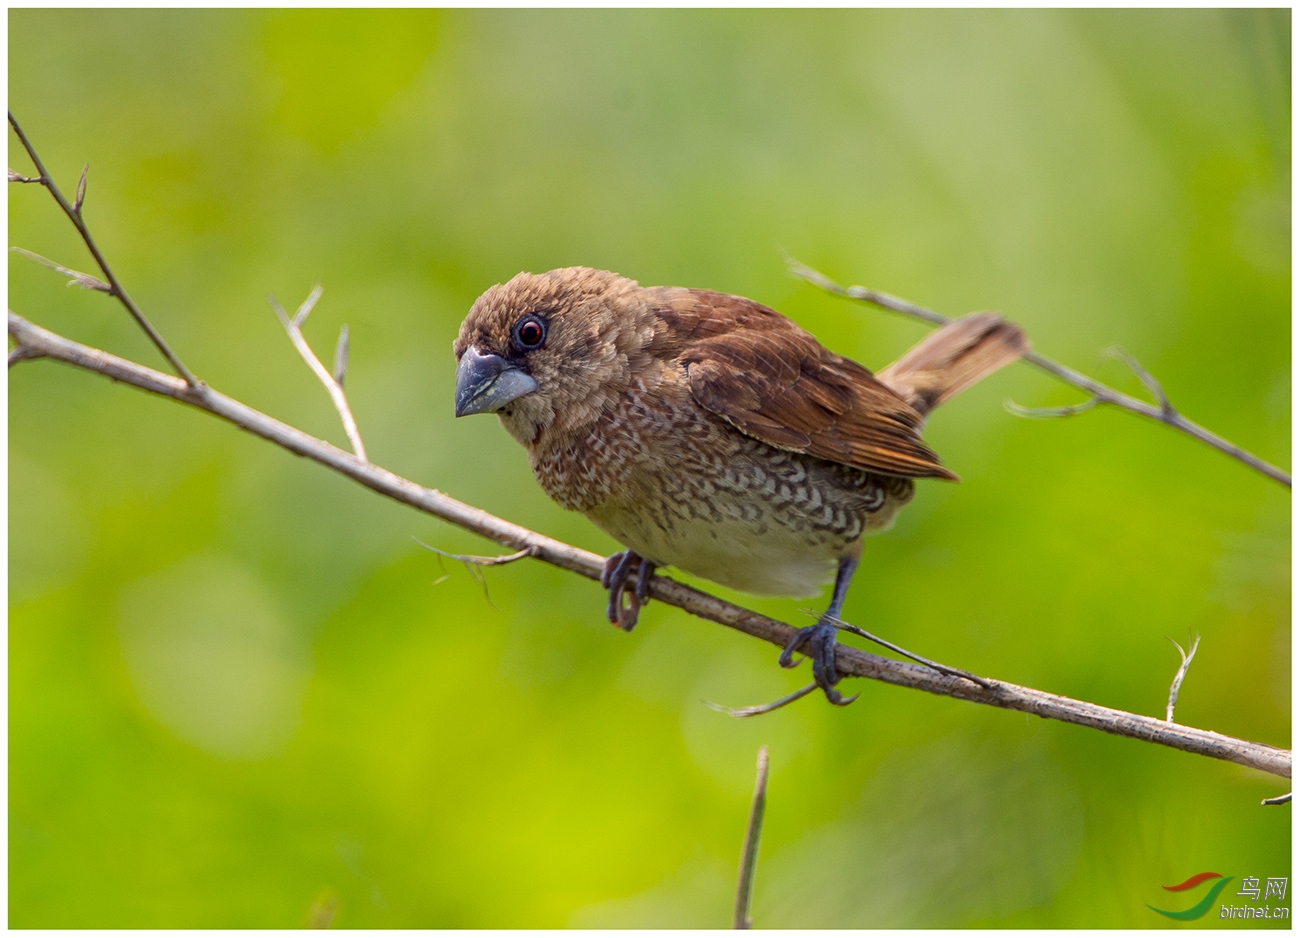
[528,388,914,597]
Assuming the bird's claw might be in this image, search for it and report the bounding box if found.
[602,550,656,631]
[600,552,630,590]
[779,619,855,705]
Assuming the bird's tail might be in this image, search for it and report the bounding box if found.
[876,313,1029,418]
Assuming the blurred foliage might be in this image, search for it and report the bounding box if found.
[8,9,1290,928]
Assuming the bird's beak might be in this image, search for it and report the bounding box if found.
[454,347,539,417]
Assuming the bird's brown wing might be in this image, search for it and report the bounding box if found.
[666,290,957,480]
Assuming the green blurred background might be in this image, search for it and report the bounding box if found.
[8,9,1290,928]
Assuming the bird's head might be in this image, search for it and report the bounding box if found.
[453,267,657,447]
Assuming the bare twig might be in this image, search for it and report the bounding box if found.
[1261,792,1291,806]
[8,112,199,387]
[1106,345,1174,420]
[8,309,1291,782]
[270,287,368,462]
[333,324,350,387]
[788,259,1291,489]
[413,537,532,605]
[706,683,818,718]
[1005,396,1099,420]
[413,540,534,568]
[817,611,991,689]
[733,746,769,929]
[11,247,110,292]
[1165,634,1201,723]
[8,344,44,367]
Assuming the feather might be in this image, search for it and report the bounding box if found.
[660,289,959,480]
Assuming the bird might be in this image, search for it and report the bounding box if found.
[453,267,1027,704]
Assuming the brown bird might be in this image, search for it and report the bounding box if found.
[454,267,1026,704]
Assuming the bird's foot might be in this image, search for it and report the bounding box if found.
[601,550,656,631]
[778,618,859,706]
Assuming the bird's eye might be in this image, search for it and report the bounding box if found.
[513,315,547,350]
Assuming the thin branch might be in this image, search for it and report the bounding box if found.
[413,540,534,568]
[11,247,111,292]
[7,112,199,386]
[413,537,533,606]
[270,287,368,462]
[1106,345,1174,420]
[8,344,44,367]
[1165,634,1201,723]
[1005,396,1100,420]
[1261,792,1291,806]
[8,309,1291,782]
[733,745,769,929]
[706,683,818,718]
[333,324,351,388]
[788,259,1291,489]
[817,611,990,689]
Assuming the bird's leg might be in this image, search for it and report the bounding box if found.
[634,556,656,607]
[601,551,636,624]
[778,555,860,706]
[601,550,656,632]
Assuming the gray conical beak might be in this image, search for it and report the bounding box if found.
[454,347,539,417]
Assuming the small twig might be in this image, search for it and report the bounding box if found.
[1165,633,1201,723]
[413,537,533,606]
[412,537,532,568]
[1261,792,1291,806]
[788,259,1291,489]
[1004,396,1100,419]
[706,683,818,718]
[11,247,111,292]
[815,611,992,689]
[7,309,1291,781]
[333,324,350,388]
[8,112,199,387]
[733,746,769,929]
[8,168,41,183]
[1105,345,1174,420]
[270,287,368,462]
[8,344,44,367]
